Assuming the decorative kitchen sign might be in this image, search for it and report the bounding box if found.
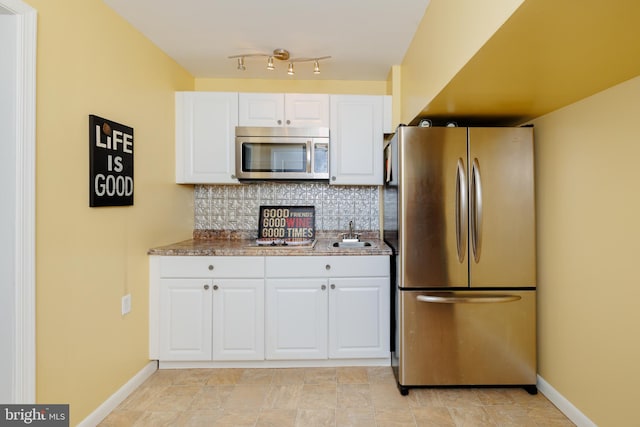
[258,205,315,242]
[89,115,134,207]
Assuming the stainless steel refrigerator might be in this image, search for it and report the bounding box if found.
[383,126,537,396]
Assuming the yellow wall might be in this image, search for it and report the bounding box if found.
[26,0,194,423]
[24,0,637,424]
[386,65,402,130]
[195,77,386,94]
[400,2,640,423]
[531,76,640,426]
[400,0,524,124]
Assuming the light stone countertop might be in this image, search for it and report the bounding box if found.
[148,232,392,257]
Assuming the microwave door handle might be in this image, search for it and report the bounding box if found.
[306,140,312,173]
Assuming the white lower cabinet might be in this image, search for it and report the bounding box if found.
[152,256,264,362]
[329,277,389,359]
[265,278,328,360]
[265,256,390,360]
[212,279,264,360]
[151,255,389,364]
[159,278,213,361]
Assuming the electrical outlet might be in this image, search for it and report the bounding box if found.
[121,294,131,315]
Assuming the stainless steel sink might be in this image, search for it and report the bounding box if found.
[332,241,372,248]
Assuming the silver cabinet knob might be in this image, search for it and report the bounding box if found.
[231,174,237,180]
[277,119,282,125]
[321,284,326,290]
[213,284,219,290]
[331,284,336,290]
[208,265,214,271]
[204,284,210,290]
[286,119,291,125]
[331,176,336,181]
[325,264,331,270]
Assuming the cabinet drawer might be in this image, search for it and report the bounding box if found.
[266,256,389,278]
[159,256,264,278]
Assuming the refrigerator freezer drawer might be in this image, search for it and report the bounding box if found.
[396,290,536,387]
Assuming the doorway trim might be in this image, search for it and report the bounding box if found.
[2,0,37,403]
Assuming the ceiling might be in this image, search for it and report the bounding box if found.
[414,0,640,126]
[102,0,431,81]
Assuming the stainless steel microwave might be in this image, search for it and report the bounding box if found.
[235,127,329,180]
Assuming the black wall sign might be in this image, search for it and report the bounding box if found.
[89,115,134,207]
[258,206,316,241]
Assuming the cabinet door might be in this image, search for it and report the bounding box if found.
[175,92,239,184]
[329,95,384,185]
[159,278,212,361]
[329,277,390,359]
[265,278,328,360]
[212,279,265,360]
[238,93,284,127]
[285,94,329,127]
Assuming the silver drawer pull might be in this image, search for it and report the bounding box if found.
[213,284,219,290]
[321,285,326,290]
[208,265,214,271]
[331,284,335,289]
[417,294,521,304]
[204,284,209,290]
[325,264,331,270]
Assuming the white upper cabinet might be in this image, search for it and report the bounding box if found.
[285,94,330,127]
[175,91,390,184]
[329,95,390,185]
[175,92,239,184]
[239,93,329,127]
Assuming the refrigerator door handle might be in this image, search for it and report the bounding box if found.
[416,294,521,304]
[470,158,483,263]
[455,158,468,263]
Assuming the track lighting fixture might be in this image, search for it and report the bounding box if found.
[228,48,330,76]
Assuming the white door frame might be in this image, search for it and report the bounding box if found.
[1,0,37,403]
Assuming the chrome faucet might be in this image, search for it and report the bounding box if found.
[342,220,360,241]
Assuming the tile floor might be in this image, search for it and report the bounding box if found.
[98,367,575,427]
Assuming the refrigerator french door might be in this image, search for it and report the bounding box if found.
[385,126,536,395]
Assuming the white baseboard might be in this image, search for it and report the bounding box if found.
[77,361,157,427]
[158,357,391,369]
[537,375,597,427]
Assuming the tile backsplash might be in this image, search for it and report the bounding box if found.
[194,183,379,232]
